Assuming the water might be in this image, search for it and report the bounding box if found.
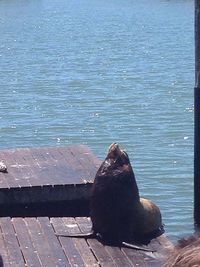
[0,0,194,242]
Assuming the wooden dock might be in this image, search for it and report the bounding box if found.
[0,145,101,216]
[0,216,173,267]
[0,145,173,266]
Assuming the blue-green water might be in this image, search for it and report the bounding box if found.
[0,0,194,242]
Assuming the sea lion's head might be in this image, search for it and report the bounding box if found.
[107,143,129,165]
[100,143,133,176]
[94,143,139,198]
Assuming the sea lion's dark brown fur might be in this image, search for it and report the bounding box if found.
[162,235,200,267]
[90,143,163,244]
[90,143,139,243]
[56,143,163,250]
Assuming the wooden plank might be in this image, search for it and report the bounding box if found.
[0,217,25,267]
[17,148,44,187]
[30,148,53,186]
[34,148,64,185]
[54,217,99,266]
[40,147,72,184]
[27,145,97,186]
[0,147,42,188]
[0,222,11,267]
[62,217,99,267]
[12,218,42,267]
[10,149,33,187]
[11,149,33,187]
[29,147,68,186]
[58,147,90,184]
[58,146,92,184]
[59,145,97,183]
[14,148,41,187]
[0,145,100,189]
[87,239,116,267]
[75,217,92,234]
[15,149,35,183]
[156,234,174,251]
[141,251,162,267]
[0,150,21,188]
[51,217,87,267]
[69,145,100,183]
[0,171,10,189]
[75,217,167,267]
[105,246,133,267]
[76,217,116,267]
[76,145,102,169]
[42,147,82,184]
[149,235,173,265]
[129,235,173,267]
[25,217,59,267]
[76,217,158,267]
[0,216,171,267]
[121,247,147,267]
[37,217,70,266]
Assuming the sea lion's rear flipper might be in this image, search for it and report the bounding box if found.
[55,232,96,238]
[122,241,156,252]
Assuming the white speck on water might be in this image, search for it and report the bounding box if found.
[168,144,175,147]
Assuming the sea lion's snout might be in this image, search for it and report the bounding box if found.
[108,143,120,154]
[108,143,129,165]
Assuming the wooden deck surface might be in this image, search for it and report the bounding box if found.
[0,217,173,267]
[0,145,174,266]
[0,145,101,188]
[0,145,101,206]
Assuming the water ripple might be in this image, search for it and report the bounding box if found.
[0,0,194,242]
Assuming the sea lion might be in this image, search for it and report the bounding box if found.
[90,143,163,243]
[56,143,163,251]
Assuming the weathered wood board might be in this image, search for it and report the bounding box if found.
[0,145,101,205]
[0,217,173,267]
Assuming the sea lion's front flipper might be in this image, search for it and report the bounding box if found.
[122,242,156,252]
[55,232,96,238]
